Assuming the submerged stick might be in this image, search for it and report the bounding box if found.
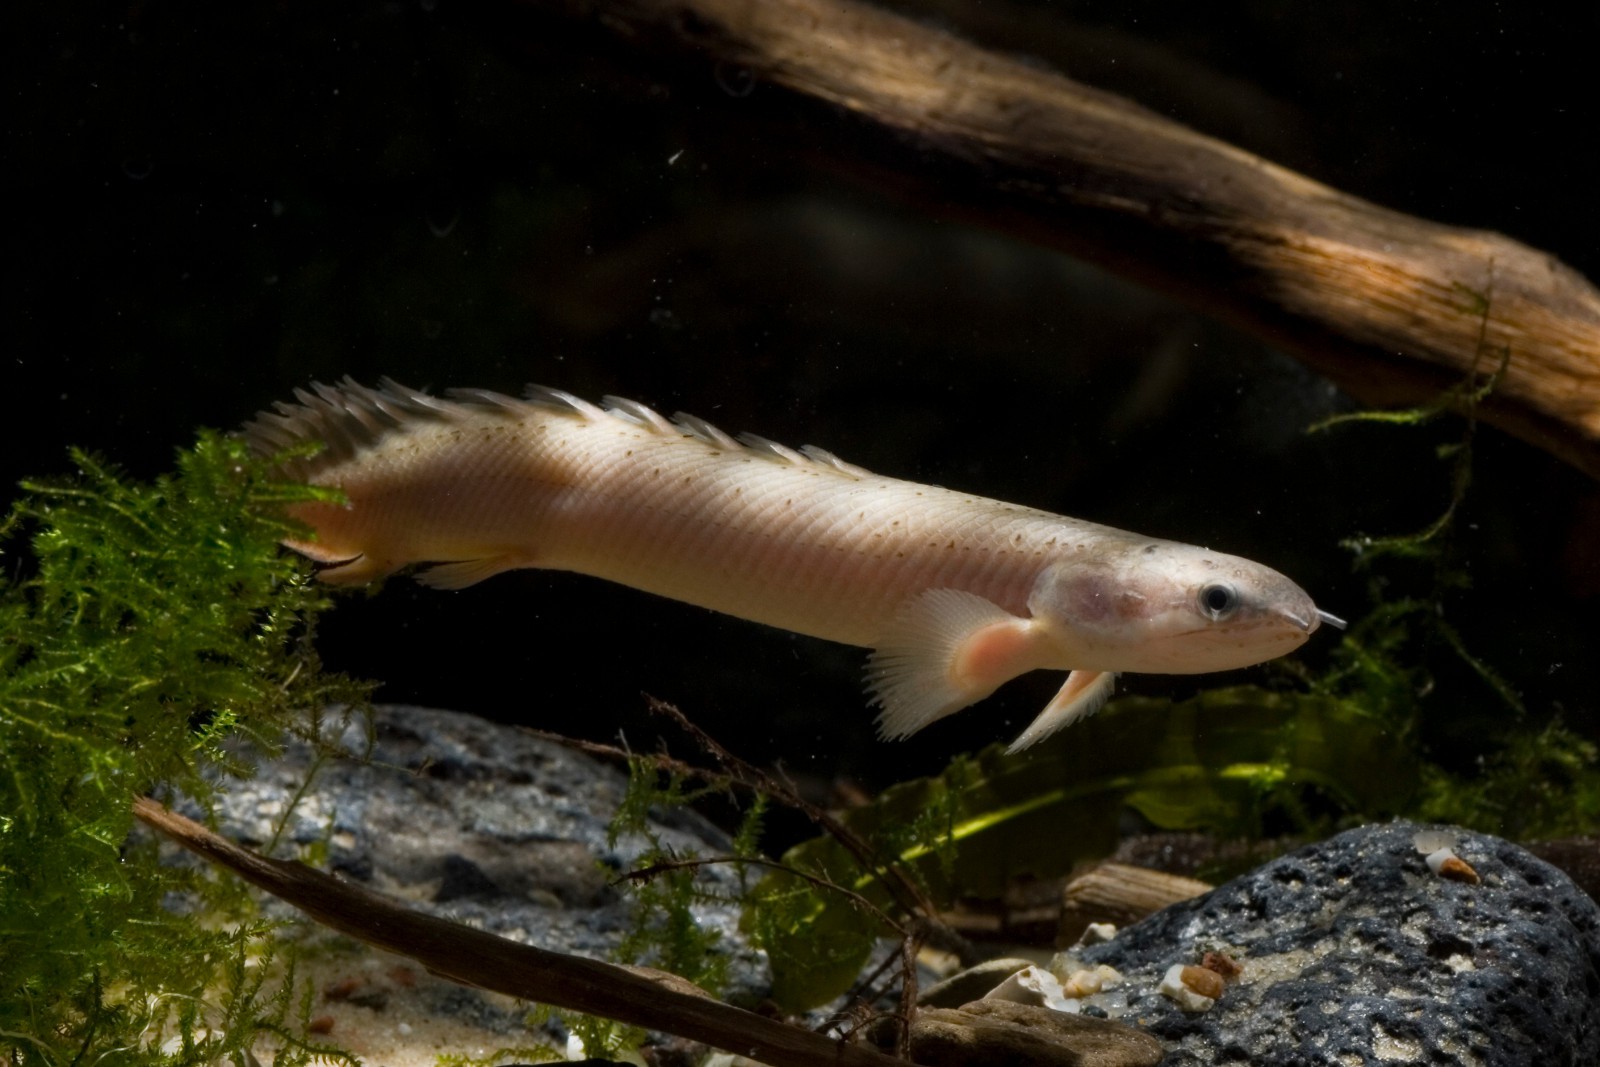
[493,0,1600,479]
[132,797,908,1067]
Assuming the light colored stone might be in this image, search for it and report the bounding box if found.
[1156,964,1214,1013]
[917,957,1034,1009]
[983,965,1077,1013]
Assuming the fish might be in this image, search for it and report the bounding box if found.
[242,378,1343,752]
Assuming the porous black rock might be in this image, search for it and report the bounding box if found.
[1072,821,1600,1066]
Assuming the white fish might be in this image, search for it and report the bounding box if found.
[244,378,1342,751]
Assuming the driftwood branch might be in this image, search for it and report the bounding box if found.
[132,797,907,1067]
[1055,863,1213,949]
[490,0,1600,479]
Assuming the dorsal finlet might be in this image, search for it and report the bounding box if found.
[672,411,742,449]
[737,432,810,465]
[443,385,534,415]
[517,383,875,479]
[243,378,879,482]
[601,395,677,433]
[245,376,627,483]
[799,444,874,478]
[240,376,487,479]
[522,384,607,419]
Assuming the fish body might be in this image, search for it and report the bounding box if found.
[244,379,1338,750]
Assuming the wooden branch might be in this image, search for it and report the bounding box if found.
[492,0,1600,479]
[1056,863,1212,948]
[131,797,907,1067]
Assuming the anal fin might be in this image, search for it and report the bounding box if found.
[415,555,527,590]
[1005,670,1117,754]
[868,588,1044,740]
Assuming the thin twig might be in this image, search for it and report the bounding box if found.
[896,932,923,1061]
[643,696,945,922]
[621,853,909,938]
[528,704,975,959]
[519,724,704,780]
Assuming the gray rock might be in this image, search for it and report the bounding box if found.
[211,704,767,998]
[1072,821,1600,1066]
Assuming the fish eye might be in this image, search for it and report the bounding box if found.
[1197,582,1239,621]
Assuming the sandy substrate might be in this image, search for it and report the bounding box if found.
[255,940,557,1067]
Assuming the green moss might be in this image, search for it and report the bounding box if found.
[606,760,776,995]
[1305,330,1600,838]
[0,433,370,1067]
[435,1044,561,1067]
[527,1006,643,1063]
[1414,719,1600,839]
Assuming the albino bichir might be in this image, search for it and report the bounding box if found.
[243,378,1344,752]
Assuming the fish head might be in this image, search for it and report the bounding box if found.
[1028,543,1325,674]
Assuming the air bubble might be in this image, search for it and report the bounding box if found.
[714,62,756,98]
[426,202,459,238]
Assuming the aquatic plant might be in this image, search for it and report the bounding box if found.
[1305,317,1600,839]
[8,374,1586,1066]
[0,434,368,1067]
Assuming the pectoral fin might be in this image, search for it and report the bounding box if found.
[1005,670,1117,754]
[868,589,1045,740]
[415,555,526,590]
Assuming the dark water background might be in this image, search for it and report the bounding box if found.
[8,1,1599,799]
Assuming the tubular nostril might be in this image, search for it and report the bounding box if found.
[1316,609,1347,631]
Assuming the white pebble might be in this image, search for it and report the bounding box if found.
[1424,846,1458,875]
[1077,922,1118,946]
[1061,964,1124,998]
[984,965,1077,1012]
[1412,829,1458,855]
[1158,963,1216,1013]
